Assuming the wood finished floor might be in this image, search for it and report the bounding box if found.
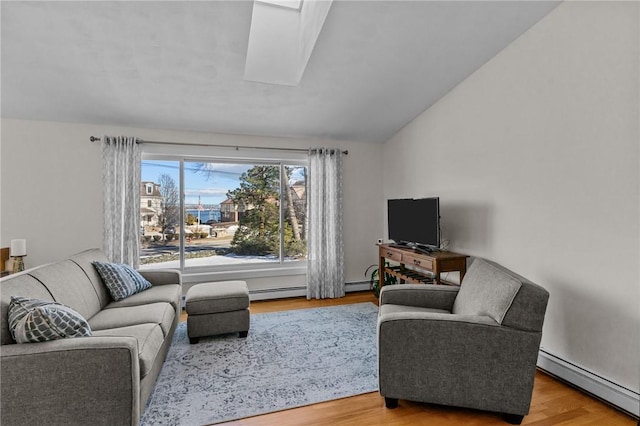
[181,292,637,426]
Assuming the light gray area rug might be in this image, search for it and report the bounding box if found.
[141,302,379,425]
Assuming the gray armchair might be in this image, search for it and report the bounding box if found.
[377,258,549,424]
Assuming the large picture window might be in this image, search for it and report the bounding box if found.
[139,156,307,271]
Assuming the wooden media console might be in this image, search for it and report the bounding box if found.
[378,244,469,286]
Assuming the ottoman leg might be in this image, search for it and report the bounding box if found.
[189,336,199,344]
[239,330,248,338]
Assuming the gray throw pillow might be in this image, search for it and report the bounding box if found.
[452,258,522,324]
[92,261,151,301]
[8,296,92,343]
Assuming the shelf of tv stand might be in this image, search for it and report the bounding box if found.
[385,265,436,284]
[378,244,469,286]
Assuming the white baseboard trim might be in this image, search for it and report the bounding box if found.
[250,286,306,301]
[345,281,372,292]
[537,348,640,418]
[181,287,308,307]
[247,281,372,301]
[182,282,373,305]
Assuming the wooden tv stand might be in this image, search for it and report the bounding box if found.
[378,244,469,286]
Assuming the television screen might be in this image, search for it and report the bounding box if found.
[387,197,440,249]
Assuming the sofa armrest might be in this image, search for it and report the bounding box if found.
[379,284,459,311]
[1,336,140,426]
[138,269,182,286]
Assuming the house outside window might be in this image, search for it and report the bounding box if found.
[140,181,162,227]
[139,154,307,274]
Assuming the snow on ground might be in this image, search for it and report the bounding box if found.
[139,254,281,270]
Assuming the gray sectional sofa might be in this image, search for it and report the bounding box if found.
[0,248,182,426]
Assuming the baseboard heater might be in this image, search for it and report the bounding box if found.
[537,348,639,419]
[179,286,309,307]
[180,281,371,307]
[246,281,371,301]
[249,286,306,300]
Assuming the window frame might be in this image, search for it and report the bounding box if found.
[141,148,308,277]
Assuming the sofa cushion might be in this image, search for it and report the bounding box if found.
[92,324,164,378]
[105,284,182,312]
[29,260,103,321]
[92,262,151,301]
[88,302,175,337]
[8,296,92,343]
[69,248,112,309]
[452,258,521,325]
[1,274,55,345]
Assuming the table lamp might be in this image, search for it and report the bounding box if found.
[10,239,27,273]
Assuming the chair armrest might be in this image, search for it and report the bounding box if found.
[378,309,499,328]
[379,284,459,311]
[1,336,140,426]
[138,269,182,286]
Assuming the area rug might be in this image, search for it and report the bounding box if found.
[141,302,379,425]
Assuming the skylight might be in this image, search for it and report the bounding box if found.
[244,0,333,86]
[256,0,302,11]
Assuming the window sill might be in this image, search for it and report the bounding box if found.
[180,263,307,284]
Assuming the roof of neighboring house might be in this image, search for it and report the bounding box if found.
[141,181,162,197]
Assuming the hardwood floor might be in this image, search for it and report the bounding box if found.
[184,292,637,426]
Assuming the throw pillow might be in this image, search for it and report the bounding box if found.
[92,261,151,301]
[452,259,521,324]
[8,296,92,343]
[119,263,152,293]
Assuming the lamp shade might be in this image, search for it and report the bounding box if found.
[10,239,26,257]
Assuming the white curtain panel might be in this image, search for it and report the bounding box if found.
[101,135,141,267]
[306,148,345,299]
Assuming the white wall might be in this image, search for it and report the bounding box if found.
[383,0,639,397]
[0,119,383,292]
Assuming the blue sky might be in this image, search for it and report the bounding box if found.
[141,160,248,205]
[142,160,305,206]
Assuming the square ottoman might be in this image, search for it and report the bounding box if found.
[185,280,250,344]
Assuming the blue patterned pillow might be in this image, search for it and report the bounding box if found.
[8,296,92,343]
[120,263,152,293]
[93,261,151,301]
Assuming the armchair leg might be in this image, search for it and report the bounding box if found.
[384,397,398,409]
[503,414,524,425]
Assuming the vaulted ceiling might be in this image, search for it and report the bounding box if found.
[1,1,560,143]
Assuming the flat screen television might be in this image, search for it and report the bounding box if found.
[387,197,440,251]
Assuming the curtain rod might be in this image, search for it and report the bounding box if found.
[89,136,348,155]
